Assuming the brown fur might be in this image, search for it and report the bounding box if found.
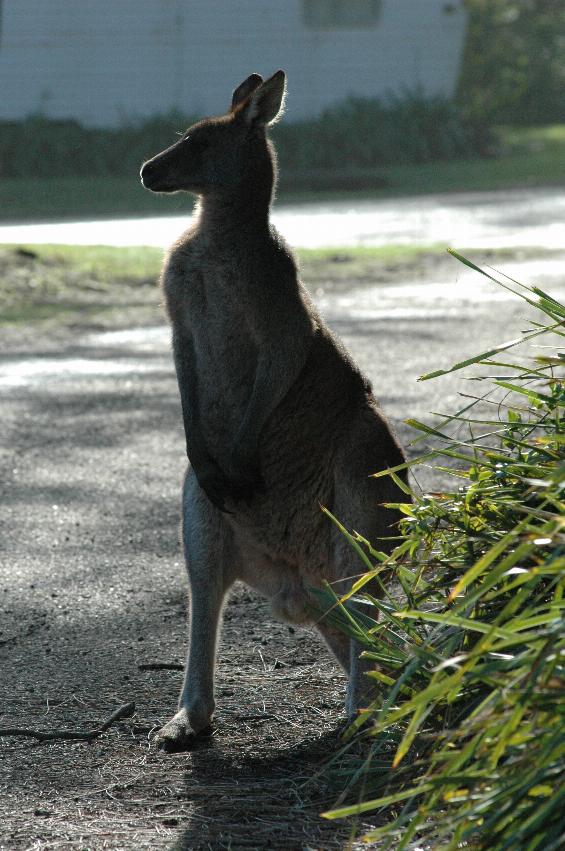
[140,71,407,751]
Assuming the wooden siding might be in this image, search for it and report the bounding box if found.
[0,0,467,126]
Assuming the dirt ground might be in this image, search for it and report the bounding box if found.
[0,343,366,850]
[0,248,413,851]
[2,244,562,850]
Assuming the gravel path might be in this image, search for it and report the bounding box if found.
[1,186,564,250]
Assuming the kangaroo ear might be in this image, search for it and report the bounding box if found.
[240,70,286,126]
[231,73,263,111]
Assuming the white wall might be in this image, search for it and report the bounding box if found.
[0,0,181,123]
[183,0,467,120]
[0,0,467,126]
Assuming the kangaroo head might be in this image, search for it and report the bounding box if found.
[140,70,286,197]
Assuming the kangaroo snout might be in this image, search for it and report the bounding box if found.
[139,159,162,191]
[140,152,178,193]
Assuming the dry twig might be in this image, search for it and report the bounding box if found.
[0,701,135,742]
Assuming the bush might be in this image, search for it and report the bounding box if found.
[274,92,483,172]
[316,254,565,850]
[0,113,190,179]
[0,94,488,183]
[459,0,565,128]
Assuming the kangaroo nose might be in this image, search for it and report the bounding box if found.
[140,161,155,185]
[140,153,175,193]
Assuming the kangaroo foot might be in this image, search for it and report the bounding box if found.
[154,708,213,753]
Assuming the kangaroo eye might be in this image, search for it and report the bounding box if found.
[188,136,209,154]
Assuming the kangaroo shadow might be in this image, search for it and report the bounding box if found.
[168,727,360,851]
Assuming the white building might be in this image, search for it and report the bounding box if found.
[0,1,467,126]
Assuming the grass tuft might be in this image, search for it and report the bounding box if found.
[318,254,565,850]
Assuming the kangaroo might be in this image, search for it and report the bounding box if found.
[140,70,407,751]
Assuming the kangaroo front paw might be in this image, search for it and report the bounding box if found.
[154,708,213,753]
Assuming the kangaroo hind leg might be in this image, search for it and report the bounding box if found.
[328,421,406,721]
[156,467,239,752]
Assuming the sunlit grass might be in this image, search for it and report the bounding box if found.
[0,244,163,328]
[25,244,164,279]
[296,244,447,263]
[0,242,455,329]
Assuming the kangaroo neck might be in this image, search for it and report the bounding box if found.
[196,187,272,244]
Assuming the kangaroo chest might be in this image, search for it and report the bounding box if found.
[164,247,259,435]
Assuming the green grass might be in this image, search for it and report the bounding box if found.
[0,242,456,331]
[500,123,565,151]
[296,244,446,262]
[378,124,565,196]
[1,242,551,332]
[29,244,164,278]
[2,126,564,222]
[0,244,164,329]
[315,253,565,850]
[281,125,565,202]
